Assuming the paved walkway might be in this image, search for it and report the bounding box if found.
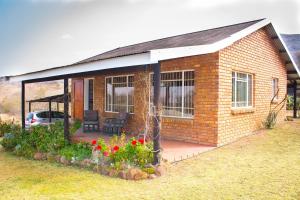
[72,128,215,162]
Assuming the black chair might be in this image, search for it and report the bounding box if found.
[103,112,129,135]
[83,110,100,132]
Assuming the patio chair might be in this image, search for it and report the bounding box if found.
[103,112,129,135]
[83,110,100,132]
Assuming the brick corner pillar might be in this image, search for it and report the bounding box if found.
[152,63,161,165]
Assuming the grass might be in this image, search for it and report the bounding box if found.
[0,120,300,200]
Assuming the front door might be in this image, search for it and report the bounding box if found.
[73,79,84,121]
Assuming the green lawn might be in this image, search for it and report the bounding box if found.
[1,121,300,200]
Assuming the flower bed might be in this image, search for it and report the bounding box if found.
[0,121,165,180]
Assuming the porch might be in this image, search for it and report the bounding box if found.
[72,128,215,163]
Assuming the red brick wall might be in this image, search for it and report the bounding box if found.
[159,54,219,145]
[217,27,287,146]
[71,27,287,146]
[71,54,220,146]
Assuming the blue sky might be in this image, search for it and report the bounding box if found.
[0,0,299,76]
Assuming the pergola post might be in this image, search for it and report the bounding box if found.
[28,102,31,113]
[21,81,25,129]
[49,100,52,123]
[57,102,59,111]
[64,78,70,143]
[293,81,297,118]
[152,63,161,165]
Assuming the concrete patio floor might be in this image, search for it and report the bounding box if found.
[72,128,215,162]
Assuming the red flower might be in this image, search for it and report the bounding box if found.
[113,145,119,151]
[138,138,144,145]
[96,145,102,151]
[103,151,109,157]
[131,140,137,146]
[91,140,97,145]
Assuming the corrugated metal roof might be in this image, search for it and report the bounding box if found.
[281,34,300,71]
[77,19,265,64]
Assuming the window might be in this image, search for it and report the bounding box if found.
[232,72,253,108]
[150,70,194,118]
[105,75,134,113]
[272,78,279,100]
[88,79,94,110]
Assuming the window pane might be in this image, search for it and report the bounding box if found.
[88,79,94,110]
[248,75,252,106]
[232,72,253,108]
[236,80,247,107]
[128,76,134,113]
[150,71,194,117]
[105,76,134,113]
[183,71,194,117]
[106,78,112,111]
[237,73,247,81]
[160,74,182,116]
[236,72,248,107]
[112,78,128,112]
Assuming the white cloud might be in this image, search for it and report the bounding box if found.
[61,33,73,40]
[186,0,239,8]
[126,0,145,3]
[30,0,95,3]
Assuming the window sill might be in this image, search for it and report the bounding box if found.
[105,111,134,115]
[231,107,255,115]
[162,116,194,120]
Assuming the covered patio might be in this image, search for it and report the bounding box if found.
[12,62,183,165]
[71,128,215,163]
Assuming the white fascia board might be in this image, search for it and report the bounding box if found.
[271,24,300,77]
[9,53,154,82]
[150,19,271,62]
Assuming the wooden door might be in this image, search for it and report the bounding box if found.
[73,79,84,121]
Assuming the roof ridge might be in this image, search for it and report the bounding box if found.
[77,18,266,63]
[115,18,266,48]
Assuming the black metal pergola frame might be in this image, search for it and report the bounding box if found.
[26,94,70,123]
[20,63,162,164]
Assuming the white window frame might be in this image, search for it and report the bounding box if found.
[232,71,253,108]
[149,69,195,119]
[272,78,279,100]
[105,74,134,114]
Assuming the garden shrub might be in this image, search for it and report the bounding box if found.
[1,124,22,150]
[0,118,17,137]
[93,135,154,169]
[1,120,156,179]
[59,142,92,161]
[2,133,18,150]
[47,121,66,152]
[264,111,277,129]
[1,121,66,155]
[70,119,82,135]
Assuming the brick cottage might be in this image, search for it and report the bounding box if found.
[5,19,300,147]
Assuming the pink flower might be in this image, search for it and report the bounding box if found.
[103,151,109,157]
[113,145,119,151]
[91,140,97,145]
[138,138,144,145]
[96,145,102,151]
